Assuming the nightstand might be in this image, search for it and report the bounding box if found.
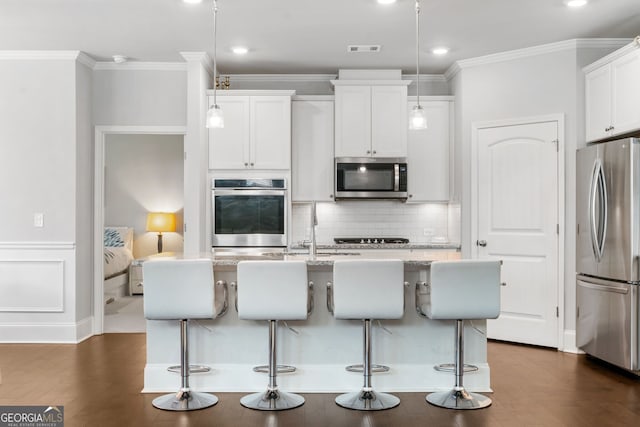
[129,259,144,295]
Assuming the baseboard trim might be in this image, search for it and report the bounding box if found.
[0,317,94,344]
[562,329,584,354]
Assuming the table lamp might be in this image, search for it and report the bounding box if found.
[146,212,176,253]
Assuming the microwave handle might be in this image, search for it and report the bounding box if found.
[394,164,400,192]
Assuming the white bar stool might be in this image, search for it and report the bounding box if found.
[237,260,310,411]
[143,258,226,411]
[421,260,502,410]
[329,259,404,411]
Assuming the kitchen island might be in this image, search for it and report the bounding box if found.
[143,250,495,394]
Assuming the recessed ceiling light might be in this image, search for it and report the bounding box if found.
[566,0,587,7]
[377,0,397,4]
[232,46,249,55]
[112,55,128,63]
[432,47,449,55]
[183,0,203,4]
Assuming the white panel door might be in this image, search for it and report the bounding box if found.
[611,49,640,136]
[334,85,371,157]
[477,121,559,347]
[208,96,250,169]
[251,96,291,169]
[585,65,612,143]
[291,100,334,202]
[371,85,407,157]
[407,100,451,202]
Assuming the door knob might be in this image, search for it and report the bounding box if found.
[476,240,487,247]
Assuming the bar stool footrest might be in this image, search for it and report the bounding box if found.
[152,390,218,411]
[345,364,390,373]
[167,364,211,374]
[433,363,478,373]
[426,388,492,410]
[252,364,296,374]
[240,389,305,411]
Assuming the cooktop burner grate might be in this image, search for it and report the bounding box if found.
[334,237,409,244]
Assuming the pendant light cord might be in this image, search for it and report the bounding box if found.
[212,0,218,108]
[415,0,421,107]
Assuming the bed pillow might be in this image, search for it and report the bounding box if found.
[104,227,134,251]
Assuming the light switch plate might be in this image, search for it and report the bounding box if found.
[34,213,44,228]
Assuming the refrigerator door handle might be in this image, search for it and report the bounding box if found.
[589,160,602,261]
[577,279,629,294]
[598,161,608,260]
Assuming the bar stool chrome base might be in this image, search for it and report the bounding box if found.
[152,389,218,411]
[426,387,492,410]
[335,389,400,411]
[345,364,390,373]
[240,389,305,411]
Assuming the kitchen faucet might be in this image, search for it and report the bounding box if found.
[309,201,317,259]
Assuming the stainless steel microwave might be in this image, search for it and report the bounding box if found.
[335,157,408,200]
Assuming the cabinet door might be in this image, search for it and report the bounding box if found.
[611,49,640,136]
[371,86,408,157]
[292,100,335,202]
[407,101,451,202]
[334,86,372,157]
[208,96,251,169]
[585,65,612,143]
[251,96,291,169]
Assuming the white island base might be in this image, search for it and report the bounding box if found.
[143,260,491,394]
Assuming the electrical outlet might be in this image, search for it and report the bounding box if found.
[34,213,44,228]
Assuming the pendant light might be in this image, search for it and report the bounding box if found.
[206,0,224,128]
[409,0,427,130]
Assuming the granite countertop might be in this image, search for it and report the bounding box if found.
[289,243,461,251]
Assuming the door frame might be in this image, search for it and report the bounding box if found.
[470,114,565,349]
[93,125,187,335]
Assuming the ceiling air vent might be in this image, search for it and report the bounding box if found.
[347,45,381,53]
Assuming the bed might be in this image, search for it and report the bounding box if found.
[104,227,134,304]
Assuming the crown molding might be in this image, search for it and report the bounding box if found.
[582,38,639,73]
[180,51,214,76]
[93,61,188,71]
[401,74,448,83]
[0,50,83,61]
[227,74,337,82]
[444,38,632,80]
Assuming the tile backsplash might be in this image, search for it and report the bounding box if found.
[291,201,460,245]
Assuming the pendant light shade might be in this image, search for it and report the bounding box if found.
[206,104,224,128]
[409,0,427,130]
[409,104,427,130]
[206,0,224,129]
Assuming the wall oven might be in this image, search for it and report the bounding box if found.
[212,178,287,247]
[335,157,408,200]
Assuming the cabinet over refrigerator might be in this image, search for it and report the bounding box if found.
[576,137,640,374]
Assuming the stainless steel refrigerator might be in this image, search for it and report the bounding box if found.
[576,137,639,373]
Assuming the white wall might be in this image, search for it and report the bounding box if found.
[0,54,92,342]
[452,44,623,343]
[105,134,184,258]
[93,68,187,126]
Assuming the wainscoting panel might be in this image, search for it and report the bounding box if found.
[0,259,64,312]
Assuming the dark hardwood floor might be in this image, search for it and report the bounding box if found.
[0,334,638,426]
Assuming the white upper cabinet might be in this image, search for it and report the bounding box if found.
[585,45,640,142]
[208,91,294,170]
[333,81,409,158]
[407,99,453,202]
[291,98,334,202]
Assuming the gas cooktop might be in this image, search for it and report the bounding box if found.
[334,237,409,244]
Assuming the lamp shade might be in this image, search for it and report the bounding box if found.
[146,212,176,233]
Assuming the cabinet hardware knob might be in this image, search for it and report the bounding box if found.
[476,239,487,247]
[373,150,377,155]
[244,162,249,167]
[250,163,254,167]
[329,194,334,198]
[366,150,371,154]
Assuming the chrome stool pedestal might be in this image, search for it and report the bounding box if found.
[335,319,400,411]
[239,320,305,411]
